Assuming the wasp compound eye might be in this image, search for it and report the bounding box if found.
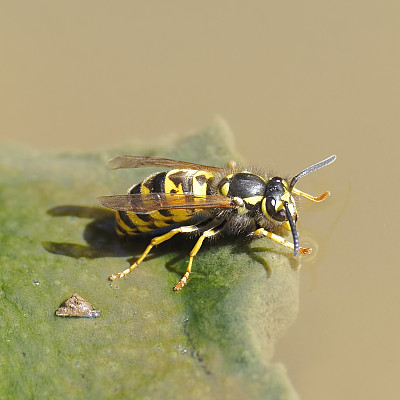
[265,197,286,222]
[264,178,287,222]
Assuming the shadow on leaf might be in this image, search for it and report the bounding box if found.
[44,205,295,282]
[43,205,151,260]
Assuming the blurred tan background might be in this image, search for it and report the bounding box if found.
[1,1,399,399]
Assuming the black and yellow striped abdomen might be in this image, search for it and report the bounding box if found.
[116,169,215,236]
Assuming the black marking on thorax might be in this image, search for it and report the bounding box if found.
[225,172,267,198]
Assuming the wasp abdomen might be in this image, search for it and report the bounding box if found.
[116,169,214,236]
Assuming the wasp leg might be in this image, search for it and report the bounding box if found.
[173,227,221,291]
[109,225,199,281]
[292,188,330,202]
[253,228,311,255]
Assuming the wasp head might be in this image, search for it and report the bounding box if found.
[261,176,299,256]
[261,155,336,256]
[262,177,297,225]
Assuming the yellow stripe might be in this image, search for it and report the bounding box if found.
[165,170,195,221]
[152,216,173,227]
[165,170,191,194]
[116,213,138,234]
[135,225,154,233]
[220,181,230,196]
[192,171,213,195]
[244,195,263,205]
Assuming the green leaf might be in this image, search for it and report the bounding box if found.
[0,119,300,399]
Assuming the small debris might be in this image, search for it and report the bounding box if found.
[55,293,100,318]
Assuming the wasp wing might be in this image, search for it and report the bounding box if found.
[108,156,225,172]
[98,193,235,213]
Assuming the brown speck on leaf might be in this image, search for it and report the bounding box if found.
[55,293,100,318]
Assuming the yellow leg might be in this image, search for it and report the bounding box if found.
[292,187,330,202]
[254,228,311,255]
[109,225,199,281]
[173,228,218,291]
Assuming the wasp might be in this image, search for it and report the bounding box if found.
[98,154,336,291]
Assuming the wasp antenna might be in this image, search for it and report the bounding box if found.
[289,155,336,191]
[284,202,299,257]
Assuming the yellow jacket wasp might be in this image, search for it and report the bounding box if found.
[98,154,336,290]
